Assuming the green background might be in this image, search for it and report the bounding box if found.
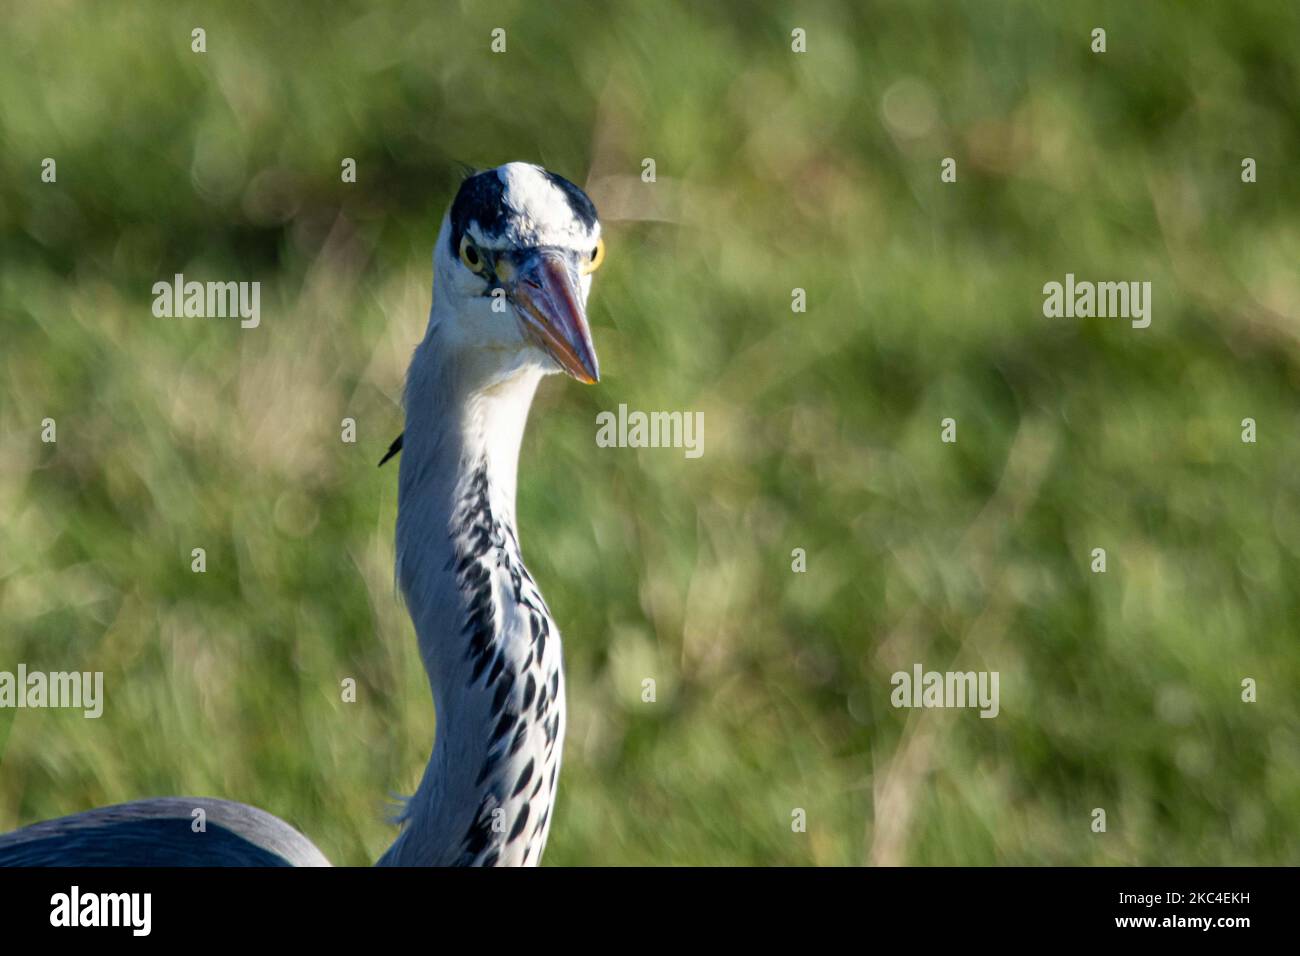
[1,1,1297,865]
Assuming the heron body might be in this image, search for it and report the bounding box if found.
[0,163,604,867]
[0,798,329,867]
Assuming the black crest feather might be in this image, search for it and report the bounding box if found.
[378,433,403,466]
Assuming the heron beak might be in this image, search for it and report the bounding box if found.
[508,250,600,384]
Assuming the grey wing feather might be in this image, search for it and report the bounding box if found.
[0,797,331,867]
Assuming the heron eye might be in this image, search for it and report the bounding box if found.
[581,237,605,275]
[459,235,485,273]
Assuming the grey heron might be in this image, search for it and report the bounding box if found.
[0,162,605,866]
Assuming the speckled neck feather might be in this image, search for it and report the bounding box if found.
[377,328,564,867]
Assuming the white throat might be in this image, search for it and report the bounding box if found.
[378,300,566,867]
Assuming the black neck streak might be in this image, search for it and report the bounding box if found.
[449,461,563,866]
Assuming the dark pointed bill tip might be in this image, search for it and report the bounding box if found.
[509,252,599,384]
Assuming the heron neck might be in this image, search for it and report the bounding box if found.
[379,328,563,866]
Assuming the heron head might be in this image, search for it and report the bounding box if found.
[432,162,603,384]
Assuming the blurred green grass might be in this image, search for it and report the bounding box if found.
[1,0,1298,865]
